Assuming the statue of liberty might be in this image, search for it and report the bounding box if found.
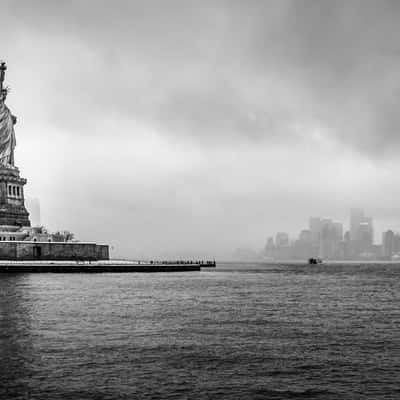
[0,61,16,167]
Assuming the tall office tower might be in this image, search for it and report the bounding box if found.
[350,208,364,241]
[275,232,291,260]
[349,208,374,257]
[342,231,351,259]
[333,222,343,241]
[393,233,400,254]
[292,229,313,260]
[319,218,341,259]
[359,220,373,252]
[299,229,312,243]
[382,230,394,259]
[264,237,275,258]
[275,232,289,247]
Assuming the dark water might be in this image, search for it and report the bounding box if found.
[1,263,400,399]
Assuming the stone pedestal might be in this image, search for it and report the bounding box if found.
[0,166,30,227]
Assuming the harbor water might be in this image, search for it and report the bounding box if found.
[1,263,400,399]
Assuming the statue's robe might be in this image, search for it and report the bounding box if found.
[0,100,16,165]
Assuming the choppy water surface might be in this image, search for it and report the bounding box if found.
[1,263,400,399]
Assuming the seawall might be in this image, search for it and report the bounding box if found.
[0,261,204,273]
[0,241,109,261]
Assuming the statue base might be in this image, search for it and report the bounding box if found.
[0,165,30,227]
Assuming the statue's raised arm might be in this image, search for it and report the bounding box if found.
[0,61,16,167]
[0,61,6,90]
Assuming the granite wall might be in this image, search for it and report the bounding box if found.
[0,242,109,261]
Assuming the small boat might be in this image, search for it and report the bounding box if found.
[308,257,323,265]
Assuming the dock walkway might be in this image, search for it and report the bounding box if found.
[0,260,216,273]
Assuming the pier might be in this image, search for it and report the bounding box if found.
[0,259,216,273]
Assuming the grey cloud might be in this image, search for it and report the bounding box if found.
[4,0,400,156]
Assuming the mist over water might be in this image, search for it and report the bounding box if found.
[1,264,399,399]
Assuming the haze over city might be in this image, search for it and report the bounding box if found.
[2,0,400,258]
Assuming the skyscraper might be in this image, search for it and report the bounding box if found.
[349,208,373,257]
[308,217,343,259]
[350,208,364,242]
[275,232,290,260]
[264,237,275,258]
[318,218,343,259]
[382,230,394,259]
[275,232,289,247]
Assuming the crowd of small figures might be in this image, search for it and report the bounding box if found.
[139,260,216,266]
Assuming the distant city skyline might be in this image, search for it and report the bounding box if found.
[265,211,400,246]
[264,208,400,261]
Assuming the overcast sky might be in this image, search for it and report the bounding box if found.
[1,0,400,258]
